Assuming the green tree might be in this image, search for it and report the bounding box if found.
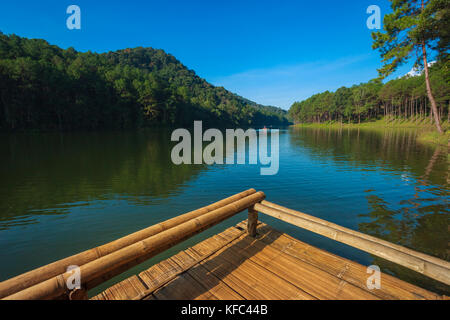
[372,0,448,134]
[0,32,290,131]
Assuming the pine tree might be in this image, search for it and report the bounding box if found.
[372,0,448,134]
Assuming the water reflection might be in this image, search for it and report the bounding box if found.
[0,130,208,230]
[289,127,449,294]
[0,127,448,294]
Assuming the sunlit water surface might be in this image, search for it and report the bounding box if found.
[0,127,448,295]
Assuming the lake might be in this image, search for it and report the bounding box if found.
[0,127,448,295]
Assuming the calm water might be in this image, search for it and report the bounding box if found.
[0,127,449,295]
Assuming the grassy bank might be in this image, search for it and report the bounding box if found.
[292,118,449,147]
[416,131,450,146]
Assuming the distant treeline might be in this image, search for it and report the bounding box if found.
[0,32,289,131]
[289,62,449,124]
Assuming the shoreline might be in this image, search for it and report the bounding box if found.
[291,118,449,147]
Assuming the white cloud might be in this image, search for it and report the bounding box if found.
[402,61,436,78]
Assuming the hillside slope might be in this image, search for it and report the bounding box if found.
[0,32,289,130]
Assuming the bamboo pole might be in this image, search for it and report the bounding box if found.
[247,206,258,237]
[254,202,450,286]
[0,189,257,299]
[4,191,265,300]
[261,200,450,269]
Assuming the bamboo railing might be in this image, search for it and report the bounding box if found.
[1,190,449,300]
[0,189,265,300]
[254,201,450,286]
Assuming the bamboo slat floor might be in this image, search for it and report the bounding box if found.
[92,221,445,300]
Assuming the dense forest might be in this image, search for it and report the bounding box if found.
[0,32,289,131]
[289,61,449,125]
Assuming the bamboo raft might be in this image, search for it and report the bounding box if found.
[0,189,449,300]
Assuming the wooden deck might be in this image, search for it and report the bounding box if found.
[2,190,447,301]
[92,221,443,300]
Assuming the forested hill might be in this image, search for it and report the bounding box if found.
[0,32,289,131]
[288,61,449,125]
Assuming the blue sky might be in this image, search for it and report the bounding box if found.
[0,0,414,109]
